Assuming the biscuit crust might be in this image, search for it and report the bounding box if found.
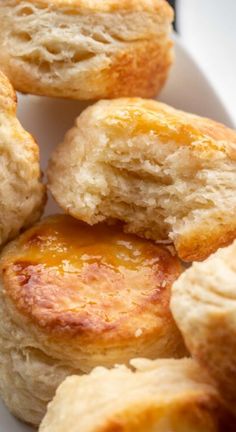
[2,215,182,340]
[0,0,173,99]
[171,240,236,416]
[0,215,186,425]
[8,0,173,14]
[0,70,45,247]
[39,358,225,432]
[48,98,236,262]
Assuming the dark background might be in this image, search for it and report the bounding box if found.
[167,0,177,30]
[167,0,176,9]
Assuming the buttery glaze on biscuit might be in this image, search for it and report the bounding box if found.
[48,98,236,261]
[0,70,45,248]
[39,358,228,432]
[0,214,186,425]
[0,0,173,99]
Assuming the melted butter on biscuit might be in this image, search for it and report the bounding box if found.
[104,103,199,145]
[1,215,181,334]
[14,215,163,273]
[104,100,226,153]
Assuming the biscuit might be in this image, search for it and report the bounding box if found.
[0,214,186,425]
[0,70,45,248]
[0,0,173,99]
[171,240,236,415]
[47,98,236,262]
[39,358,226,432]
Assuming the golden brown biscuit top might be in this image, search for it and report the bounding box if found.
[7,0,173,16]
[98,98,236,159]
[1,215,181,339]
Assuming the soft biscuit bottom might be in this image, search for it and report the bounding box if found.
[39,358,228,432]
[0,215,186,425]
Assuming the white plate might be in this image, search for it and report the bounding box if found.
[0,36,233,431]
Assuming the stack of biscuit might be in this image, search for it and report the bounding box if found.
[0,1,235,431]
